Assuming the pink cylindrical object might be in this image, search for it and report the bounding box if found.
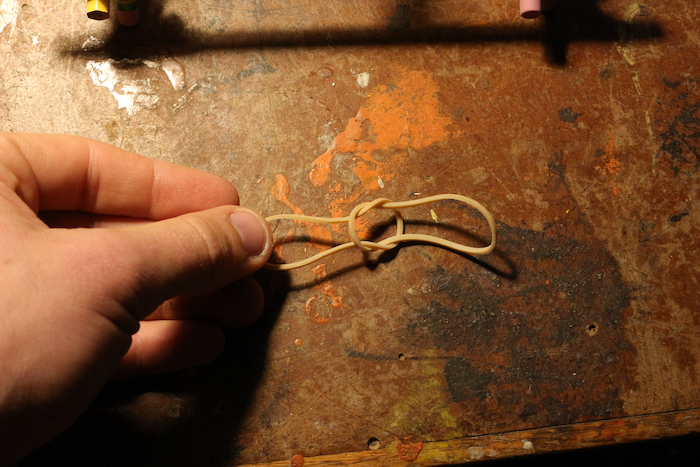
[520,0,558,19]
[520,0,543,18]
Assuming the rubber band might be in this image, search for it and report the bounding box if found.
[265,194,497,271]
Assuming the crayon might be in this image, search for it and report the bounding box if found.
[86,0,109,20]
[520,0,558,19]
[116,0,140,26]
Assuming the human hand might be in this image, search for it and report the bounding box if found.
[0,133,272,464]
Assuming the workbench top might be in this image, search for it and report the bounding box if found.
[3,0,699,465]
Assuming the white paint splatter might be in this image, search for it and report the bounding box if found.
[523,440,534,450]
[467,446,485,460]
[172,83,199,113]
[82,35,104,51]
[377,176,384,188]
[86,59,159,115]
[0,0,19,38]
[160,58,186,91]
[356,72,370,88]
[144,57,186,91]
[317,121,336,150]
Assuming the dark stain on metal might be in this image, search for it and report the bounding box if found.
[599,68,614,80]
[558,107,581,123]
[236,57,277,81]
[444,358,494,402]
[669,210,689,223]
[664,77,683,89]
[656,79,700,175]
[408,218,638,430]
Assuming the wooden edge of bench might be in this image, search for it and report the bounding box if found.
[236,408,700,466]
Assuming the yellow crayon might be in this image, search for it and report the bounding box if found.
[86,0,109,20]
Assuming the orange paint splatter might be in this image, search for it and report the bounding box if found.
[290,454,305,467]
[396,436,423,462]
[271,174,303,215]
[352,215,372,240]
[270,173,332,250]
[311,263,327,278]
[593,132,623,196]
[596,132,621,175]
[325,192,369,237]
[310,70,452,191]
[327,192,362,219]
[276,71,453,261]
[604,131,616,157]
[304,264,345,323]
[305,296,331,324]
[604,156,621,174]
[318,280,343,309]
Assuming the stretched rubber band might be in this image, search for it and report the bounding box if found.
[265,194,497,271]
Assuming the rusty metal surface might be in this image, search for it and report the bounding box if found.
[2,0,699,465]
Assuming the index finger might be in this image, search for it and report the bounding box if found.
[0,132,239,219]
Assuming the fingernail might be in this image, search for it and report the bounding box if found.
[230,211,267,256]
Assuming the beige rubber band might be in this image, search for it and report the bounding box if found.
[265,194,497,271]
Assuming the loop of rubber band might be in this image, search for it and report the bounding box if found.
[265,194,497,271]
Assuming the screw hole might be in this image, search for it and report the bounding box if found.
[368,438,381,450]
[586,323,599,336]
[398,353,406,361]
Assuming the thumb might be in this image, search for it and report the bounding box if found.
[116,206,273,318]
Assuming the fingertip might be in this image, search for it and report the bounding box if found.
[152,276,266,328]
[112,320,225,379]
[115,205,273,317]
[225,276,266,328]
[230,207,273,259]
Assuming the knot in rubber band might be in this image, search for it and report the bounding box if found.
[347,198,404,252]
[265,194,497,271]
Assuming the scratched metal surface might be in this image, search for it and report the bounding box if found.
[3,0,699,465]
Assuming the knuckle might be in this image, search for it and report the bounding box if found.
[177,214,236,276]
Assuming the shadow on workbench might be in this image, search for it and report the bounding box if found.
[65,0,663,65]
[19,269,291,467]
[465,432,700,467]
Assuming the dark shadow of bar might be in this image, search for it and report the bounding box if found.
[63,0,663,65]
